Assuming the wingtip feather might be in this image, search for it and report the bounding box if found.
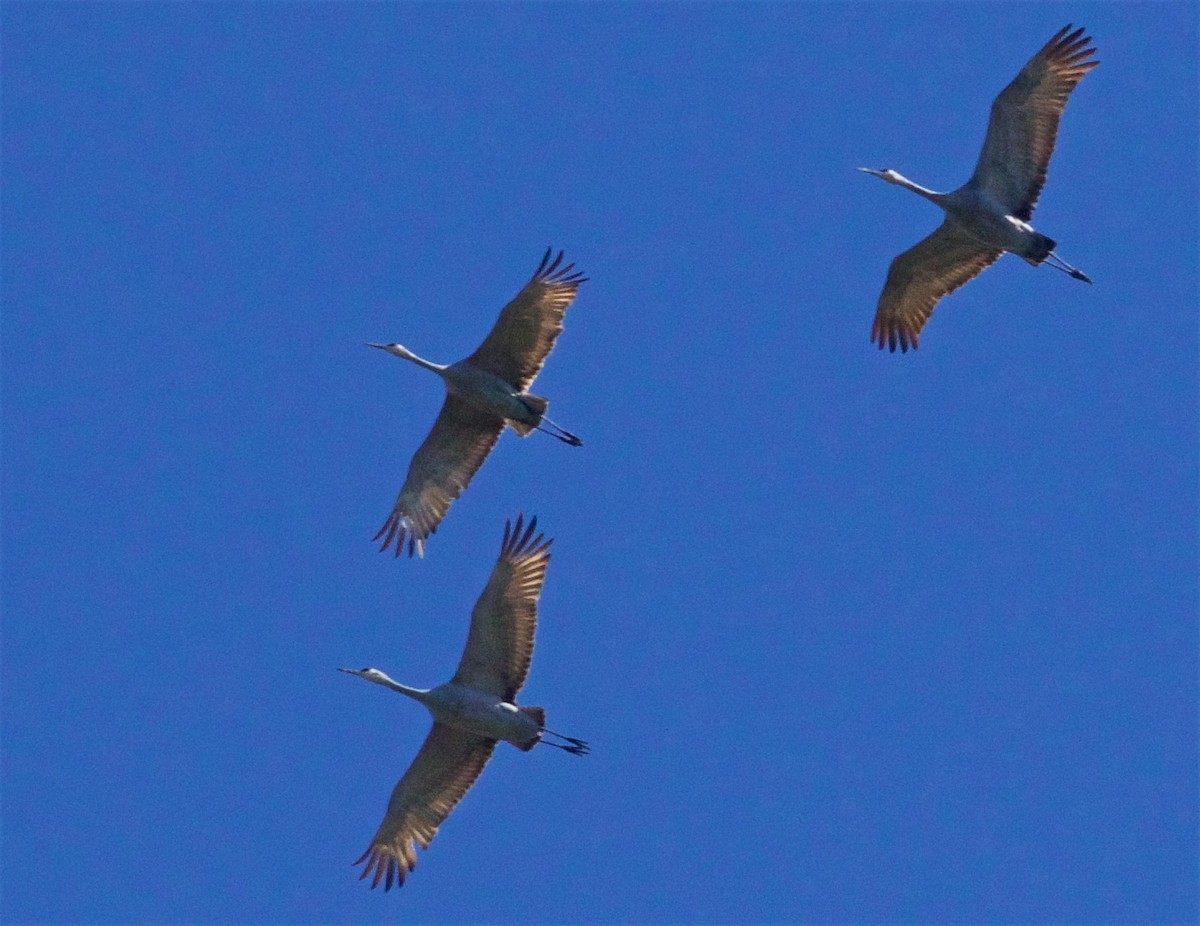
[375,511,427,559]
[354,844,412,891]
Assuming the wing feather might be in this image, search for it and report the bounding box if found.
[467,248,586,391]
[971,25,1098,219]
[871,221,1001,353]
[451,514,553,701]
[354,723,496,890]
[374,395,504,557]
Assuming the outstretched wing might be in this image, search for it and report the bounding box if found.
[871,220,1001,353]
[466,249,586,391]
[971,25,1098,219]
[354,723,496,890]
[451,514,553,701]
[375,395,504,557]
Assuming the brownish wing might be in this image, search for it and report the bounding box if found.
[374,395,505,557]
[451,514,553,701]
[871,220,1002,353]
[466,249,586,391]
[354,723,497,890]
[971,25,1098,220]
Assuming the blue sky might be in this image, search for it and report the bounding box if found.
[3,3,1196,923]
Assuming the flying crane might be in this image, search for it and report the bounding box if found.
[340,514,589,890]
[371,249,585,556]
[861,25,1098,352]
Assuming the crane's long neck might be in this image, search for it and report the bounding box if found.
[397,349,447,376]
[341,667,431,704]
[369,343,448,376]
[391,345,448,374]
[891,172,947,206]
[374,674,430,703]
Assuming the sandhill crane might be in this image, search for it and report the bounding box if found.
[861,25,1098,352]
[371,249,586,557]
[339,514,589,890]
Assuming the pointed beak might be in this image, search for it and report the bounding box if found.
[367,343,388,350]
[858,167,879,176]
[336,667,359,675]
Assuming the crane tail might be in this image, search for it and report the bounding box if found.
[509,394,549,437]
[1023,233,1056,265]
[517,706,546,751]
[519,705,546,726]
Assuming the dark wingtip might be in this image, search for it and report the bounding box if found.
[374,511,423,559]
[870,324,915,354]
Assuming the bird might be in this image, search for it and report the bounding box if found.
[370,248,586,557]
[339,514,589,891]
[861,24,1098,352]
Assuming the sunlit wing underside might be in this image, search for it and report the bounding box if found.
[451,514,553,701]
[375,396,504,557]
[971,25,1098,220]
[467,248,587,391]
[355,723,497,890]
[871,221,1002,353]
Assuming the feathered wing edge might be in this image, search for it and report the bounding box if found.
[467,247,587,391]
[451,514,554,701]
[973,24,1098,220]
[528,246,588,290]
[374,396,505,558]
[354,724,497,890]
[871,222,1003,353]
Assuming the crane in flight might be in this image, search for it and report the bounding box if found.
[371,248,586,557]
[861,25,1098,352]
[339,514,589,891]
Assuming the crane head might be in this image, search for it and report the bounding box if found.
[858,167,903,185]
[338,666,387,683]
[368,342,413,361]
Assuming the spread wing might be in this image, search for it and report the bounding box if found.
[354,723,497,890]
[466,249,586,391]
[871,220,1002,353]
[971,25,1098,219]
[374,395,504,557]
[451,514,553,701]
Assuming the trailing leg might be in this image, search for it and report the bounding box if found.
[1044,250,1093,283]
[536,416,583,447]
[540,728,590,756]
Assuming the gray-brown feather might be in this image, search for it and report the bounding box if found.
[376,395,504,557]
[356,724,496,890]
[467,248,586,391]
[871,221,1002,353]
[971,25,1098,220]
[452,514,553,701]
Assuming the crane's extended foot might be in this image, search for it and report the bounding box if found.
[537,416,583,447]
[541,729,590,755]
[1046,251,1093,284]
